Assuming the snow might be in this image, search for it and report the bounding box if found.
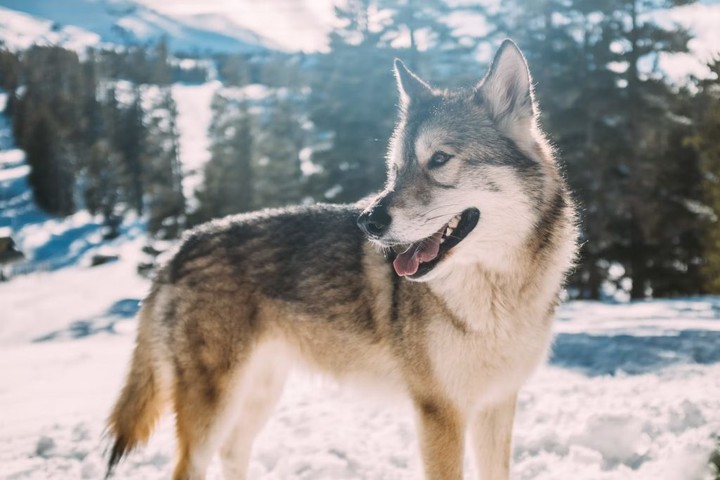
[0,6,100,52]
[1,0,718,82]
[0,0,270,53]
[146,0,720,81]
[653,3,720,83]
[0,159,28,182]
[140,0,334,52]
[1,253,719,479]
[172,81,221,206]
[557,299,720,335]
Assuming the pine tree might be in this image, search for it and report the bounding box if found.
[152,38,172,86]
[119,87,146,216]
[606,0,697,298]
[306,0,397,203]
[128,46,151,84]
[259,55,304,89]
[485,0,701,298]
[0,48,20,115]
[217,54,252,86]
[253,92,305,208]
[376,0,481,86]
[195,92,255,222]
[15,46,87,217]
[25,110,75,216]
[84,138,123,238]
[143,87,186,238]
[688,59,720,292]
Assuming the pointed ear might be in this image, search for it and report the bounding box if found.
[394,59,433,106]
[475,40,535,123]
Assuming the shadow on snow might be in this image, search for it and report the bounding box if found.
[30,297,720,377]
[33,298,141,342]
[550,330,720,376]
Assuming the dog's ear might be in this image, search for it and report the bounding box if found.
[475,40,536,124]
[394,59,433,106]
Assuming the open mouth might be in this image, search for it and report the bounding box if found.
[390,208,480,279]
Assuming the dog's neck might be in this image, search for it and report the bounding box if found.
[427,182,576,332]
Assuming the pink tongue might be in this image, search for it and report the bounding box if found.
[392,231,443,276]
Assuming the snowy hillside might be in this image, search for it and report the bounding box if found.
[0,0,275,53]
[1,258,719,479]
[0,91,145,274]
[0,7,101,52]
[1,0,718,81]
[0,77,253,273]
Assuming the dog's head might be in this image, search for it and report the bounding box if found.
[358,40,557,281]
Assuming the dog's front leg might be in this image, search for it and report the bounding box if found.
[470,393,518,480]
[413,398,465,480]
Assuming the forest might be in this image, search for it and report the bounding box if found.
[1,0,719,300]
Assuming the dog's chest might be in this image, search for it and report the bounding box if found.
[426,279,555,411]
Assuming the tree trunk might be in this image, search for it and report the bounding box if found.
[587,260,602,300]
[630,214,647,300]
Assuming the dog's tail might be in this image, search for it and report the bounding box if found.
[105,296,166,478]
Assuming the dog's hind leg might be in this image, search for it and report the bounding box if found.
[172,375,231,480]
[413,397,465,480]
[470,393,517,480]
[169,298,265,480]
[172,354,260,480]
[219,339,290,480]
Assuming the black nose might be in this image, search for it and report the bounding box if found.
[357,205,391,238]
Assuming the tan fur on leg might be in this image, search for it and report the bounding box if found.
[471,393,517,480]
[413,398,465,480]
[219,340,290,480]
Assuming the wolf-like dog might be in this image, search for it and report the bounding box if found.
[106,40,577,480]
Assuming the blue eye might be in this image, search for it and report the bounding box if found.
[429,151,452,168]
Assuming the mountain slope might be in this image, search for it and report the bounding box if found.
[0,0,275,53]
[0,6,100,51]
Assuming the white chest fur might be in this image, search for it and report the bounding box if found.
[427,265,558,413]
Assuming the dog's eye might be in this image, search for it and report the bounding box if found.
[428,151,452,169]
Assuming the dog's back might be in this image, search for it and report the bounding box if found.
[107,204,419,479]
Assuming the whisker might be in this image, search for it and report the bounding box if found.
[417,204,460,217]
[425,211,464,223]
[369,239,407,249]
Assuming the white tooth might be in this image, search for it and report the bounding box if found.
[449,217,460,229]
[446,226,454,235]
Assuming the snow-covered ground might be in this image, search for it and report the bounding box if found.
[1,255,719,480]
